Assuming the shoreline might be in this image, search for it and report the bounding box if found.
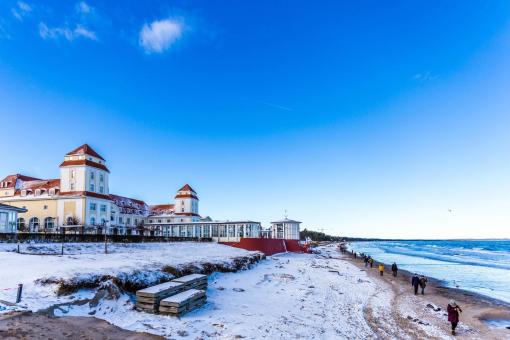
[341,245,510,337]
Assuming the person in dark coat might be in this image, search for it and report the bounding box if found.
[447,300,462,335]
[419,276,428,295]
[411,274,420,295]
[391,262,398,277]
[364,256,369,267]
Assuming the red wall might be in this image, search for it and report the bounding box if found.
[220,238,305,256]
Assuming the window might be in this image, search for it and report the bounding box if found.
[44,217,54,230]
[181,207,184,212]
[127,218,131,225]
[90,203,97,211]
[71,170,75,179]
[21,190,27,197]
[100,205,106,212]
[43,205,48,210]
[90,172,95,180]
[90,184,95,192]
[99,186,104,194]
[148,219,153,223]
[16,218,26,231]
[167,219,171,223]
[157,219,162,223]
[70,183,75,191]
[35,189,41,196]
[49,189,55,195]
[99,174,104,182]
[29,217,40,232]
[90,217,96,225]
[181,200,184,205]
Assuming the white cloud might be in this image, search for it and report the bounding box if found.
[12,1,32,21]
[76,1,91,14]
[39,22,97,42]
[413,72,439,82]
[139,18,183,54]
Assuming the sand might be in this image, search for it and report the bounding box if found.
[343,248,510,339]
[0,312,162,340]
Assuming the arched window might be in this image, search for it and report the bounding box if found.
[17,218,26,231]
[44,217,54,230]
[29,217,40,232]
[66,216,74,225]
[100,218,106,226]
[90,217,96,226]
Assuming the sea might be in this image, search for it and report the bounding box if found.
[348,240,510,305]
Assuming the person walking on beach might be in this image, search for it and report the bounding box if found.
[368,257,374,268]
[364,256,369,267]
[391,262,398,277]
[447,300,462,335]
[411,274,420,295]
[378,263,384,276]
[419,275,428,295]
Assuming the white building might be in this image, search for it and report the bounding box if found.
[270,218,301,240]
[0,144,266,238]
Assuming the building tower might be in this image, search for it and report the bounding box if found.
[174,184,199,222]
[59,144,111,227]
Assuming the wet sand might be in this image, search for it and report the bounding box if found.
[0,312,162,340]
[343,249,510,339]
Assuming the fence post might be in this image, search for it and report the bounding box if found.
[16,284,23,303]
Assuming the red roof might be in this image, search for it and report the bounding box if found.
[21,179,60,190]
[175,193,199,200]
[110,194,147,207]
[149,204,175,215]
[59,191,112,200]
[59,160,110,173]
[66,144,105,161]
[0,174,41,188]
[174,212,201,217]
[177,184,196,193]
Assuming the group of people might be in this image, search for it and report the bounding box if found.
[411,273,428,295]
[346,247,463,336]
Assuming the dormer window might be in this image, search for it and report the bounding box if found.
[35,189,41,196]
[49,189,55,195]
[21,190,27,196]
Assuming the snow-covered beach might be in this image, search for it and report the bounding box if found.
[1,242,509,339]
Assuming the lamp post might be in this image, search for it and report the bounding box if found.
[103,221,108,254]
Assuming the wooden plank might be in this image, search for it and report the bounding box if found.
[160,289,205,307]
[159,298,206,315]
[171,274,207,285]
[136,281,185,298]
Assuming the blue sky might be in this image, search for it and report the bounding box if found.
[1,1,510,238]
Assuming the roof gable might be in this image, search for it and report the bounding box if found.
[66,144,105,161]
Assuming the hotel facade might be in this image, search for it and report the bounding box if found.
[0,145,298,241]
